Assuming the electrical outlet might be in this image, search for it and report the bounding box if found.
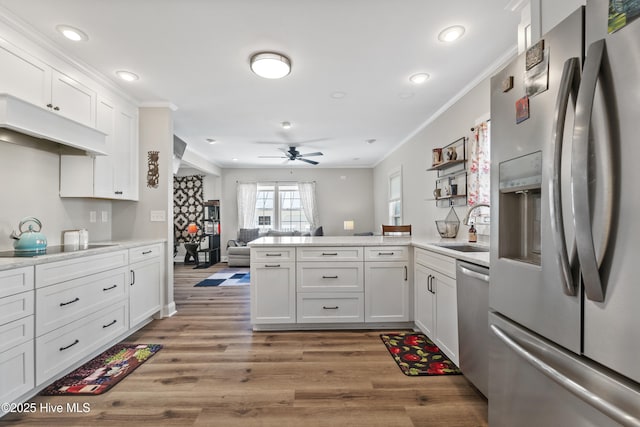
[101,211,108,222]
[89,211,97,223]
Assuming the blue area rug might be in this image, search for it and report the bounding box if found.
[195,268,250,287]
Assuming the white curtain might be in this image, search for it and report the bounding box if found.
[236,182,258,229]
[298,181,319,230]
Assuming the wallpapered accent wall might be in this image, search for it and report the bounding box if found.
[174,175,204,243]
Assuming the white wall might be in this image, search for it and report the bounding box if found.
[220,167,374,256]
[540,0,586,35]
[373,79,492,243]
[0,131,112,251]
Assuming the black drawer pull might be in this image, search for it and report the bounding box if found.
[114,191,123,195]
[322,306,339,310]
[265,264,281,268]
[322,252,338,256]
[60,339,79,351]
[103,284,117,291]
[142,250,153,255]
[266,253,282,256]
[378,252,395,256]
[60,297,80,307]
[322,275,339,279]
[102,319,117,328]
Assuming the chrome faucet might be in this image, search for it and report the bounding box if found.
[463,204,490,225]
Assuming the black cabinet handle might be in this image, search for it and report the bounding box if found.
[102,320,117,329]
[114,191,123,195]
[46,103,53,108]
[404,265,408,281]
[59,339,79,351]
[103,284,117,291]
[60,297,79,307]
[142,250,152,255]
[322,252,338,256]
[322,275,339,279]
[378,252,395,256]
[322,306,339,310]
[130,270,135,285]
[53,106,60,111]
[266,253,282,257]
[265,264,281,268]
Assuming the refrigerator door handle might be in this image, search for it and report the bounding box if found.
[550,57,581,296]
[571,39,613,302]
[491,323,640,427]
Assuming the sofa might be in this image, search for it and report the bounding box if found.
[227,226,323,267]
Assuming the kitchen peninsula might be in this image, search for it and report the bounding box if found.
[249,235,489,334]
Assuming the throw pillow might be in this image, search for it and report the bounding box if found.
[238,228,260,243]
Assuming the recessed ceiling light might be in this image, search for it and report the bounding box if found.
[56,25,88,42]
[438,25,466,42]
[281,121,292,130]
[250,52,291,79]
[409,73,430,84]
[206,138,216,145]
[331,91,347,99]
[115,70,139,82]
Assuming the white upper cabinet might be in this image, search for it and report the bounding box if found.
[0,37,51,108]
[50,69,96,128]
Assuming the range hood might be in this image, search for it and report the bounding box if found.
[0,94,107,155]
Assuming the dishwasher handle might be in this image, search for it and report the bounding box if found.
[458,265,489,283]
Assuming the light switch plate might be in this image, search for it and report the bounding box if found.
[150,210,166,222]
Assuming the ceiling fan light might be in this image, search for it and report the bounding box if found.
[438,25,466,42]
[281,121,292,129]
[250,52,291,79]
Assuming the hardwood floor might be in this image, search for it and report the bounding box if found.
[2,263,487,426]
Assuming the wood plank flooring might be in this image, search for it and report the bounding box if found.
[1,263,487,426]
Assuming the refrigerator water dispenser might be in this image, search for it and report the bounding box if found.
[499,151,542,265]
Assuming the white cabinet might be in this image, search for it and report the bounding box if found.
[251,252,296,324]
[364,247,410,322]
[414,248,459,365]
[0,39,96,128]
[59,98,139,200]
[129,245,162,327]
[0,267,34,411]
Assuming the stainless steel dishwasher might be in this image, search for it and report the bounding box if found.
[456,260,490,397]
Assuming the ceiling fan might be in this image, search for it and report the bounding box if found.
[259,146,324,165]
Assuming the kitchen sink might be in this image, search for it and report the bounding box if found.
[435,244,490,253]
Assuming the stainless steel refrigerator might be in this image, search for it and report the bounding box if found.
[489,1,640,425]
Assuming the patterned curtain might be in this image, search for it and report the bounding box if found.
[467,121,491,207]
[173,175,204,243]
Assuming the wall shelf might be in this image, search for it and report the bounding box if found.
[428,137,467,208]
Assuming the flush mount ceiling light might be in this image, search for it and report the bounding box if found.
[56,25,88,42]
[115,70,139,82]
[409,73,430,84]
[281,121,292,129]
[250,52,291,79]
[438,25,466,42]
[330,91,347,99]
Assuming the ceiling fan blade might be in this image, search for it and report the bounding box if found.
[300,152,323,157]
[298,158,319,165]
[258,155,287,158]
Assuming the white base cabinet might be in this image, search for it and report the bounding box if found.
[251,261,296,324]
[129,244,162,327]
[364,246,410,323]
[414,248,459,366]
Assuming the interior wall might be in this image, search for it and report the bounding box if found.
[373,79,492,244]
[220,167,374,257]
[0,133,112,251]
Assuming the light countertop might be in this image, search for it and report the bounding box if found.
[249,235,489,268]
[0,238,166,271]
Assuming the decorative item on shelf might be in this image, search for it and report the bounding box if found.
[432,148,443,166]
[187,223,198,242]
[433,188,441,199]
[435,207,460,238]
[450,184,458,195]
[446,146,458,161]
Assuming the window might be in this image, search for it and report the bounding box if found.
[388,168,402,225]
[254,183,311,232]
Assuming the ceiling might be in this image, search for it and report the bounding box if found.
[0,0,520,169]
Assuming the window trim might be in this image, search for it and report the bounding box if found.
[255,182,311,232]
[388,167,403,225]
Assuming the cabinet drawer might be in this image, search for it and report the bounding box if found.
[0,315,33,353]
[0,290,34,327]
[129,244,162,264]
[35,301,128,386]
[296,247,363,262]
[252,247,295,262]
[0,267,34,299]
[36,250,128,288]
[36,267,128,337]
[297,293,364,323]
[297,262,364,292]
[415,248,456,278]
[364,246,409,261]
[0,340,34,410]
